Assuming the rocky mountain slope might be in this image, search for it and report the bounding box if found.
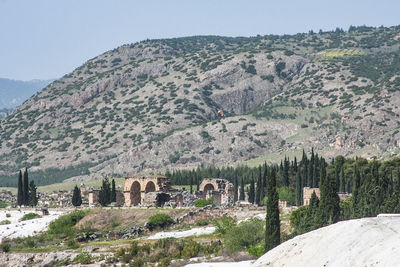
[1,25,400,186]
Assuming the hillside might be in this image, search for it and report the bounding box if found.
[1,25,400,186]
[254,215,400,266]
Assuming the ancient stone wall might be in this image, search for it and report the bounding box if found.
[124,175,171,206]
[303,187,321,206]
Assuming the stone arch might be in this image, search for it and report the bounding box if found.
[203,183,215,192]
[130,181,141,206]
[145,181,156,193]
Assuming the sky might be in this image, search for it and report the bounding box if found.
[0,0,399,81]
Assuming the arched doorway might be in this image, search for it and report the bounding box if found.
[203,183,215,192]
[130,181,141,206]
[156,193,171,207]
[145,181,156,193]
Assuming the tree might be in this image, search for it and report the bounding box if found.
[17,170,23,206]
[260,165,268,202]
[255,167,262,205]
[265,168,280,252]
[318,171,340,225]
[295,172,302,206]
[29,180,38,207]
[249,178,255,204]
[98,178,111,206]
[72,185,82,207]
[283,157,289,186]
[234,176,238,202]
[111,179,116,202]
[190,176,193,194]
[239,178,245,201]
[23,168,29,206]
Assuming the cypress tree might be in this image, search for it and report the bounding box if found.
[190,176,193,194]
[28,180,38,207]
[111,179,117,202]
[397,167,400,192]
[265,168,280,252]
[98,178,111,206]
[318,171,340,225]
[283,157,289,187]
[17,170,23,206]
[260,164,268,202]
[249,178,255,204]
[295,171,303,206]
[72,185,82,207]
[255,167,262,205]
[234,176,238,202]
[239,178,245,201]
[340,167,345,192]
[314,154,320,187]
[23,168,29,206]
[294,156,298,173]
[309,149,315,187]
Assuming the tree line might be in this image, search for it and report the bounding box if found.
[17,168,38,207]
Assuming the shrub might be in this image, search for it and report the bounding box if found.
[6,213,11,218]
[224,219,265,253]
[74,252,92,264]
[66,238,79,249]
[213,216,237,235]
[289,206,308,228]
[194,198,213,208]
[0,243,10,252]
[147,213,174,230]
[49,210,87,235]
[21,213,41,221]
[181,239,201,258]
[0,220,11,225]
[248,243,265,257]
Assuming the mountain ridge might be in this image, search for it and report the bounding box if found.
[1,25,400,186]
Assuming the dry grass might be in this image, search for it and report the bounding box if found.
[75,208,189,231]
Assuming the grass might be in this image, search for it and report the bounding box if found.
[320,49,363,58]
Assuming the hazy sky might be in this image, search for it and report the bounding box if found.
[0,0,399,80]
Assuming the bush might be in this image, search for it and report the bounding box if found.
[6,213,11,218]
[0,220,11,225]
[248,243,264,257]
[147,213,174,230]
[181,239,201,258]
[74,252,92,264]
[0,243,10,252]
[21,213,41,221]
[224,219,265,253]
[49,210,87,235]
[213,216,237,235]
[194,198,213,207]
[289,206,308,228]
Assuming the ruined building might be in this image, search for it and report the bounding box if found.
[303,186,351,206]
[196,178,234,206]
[123,175,196,207]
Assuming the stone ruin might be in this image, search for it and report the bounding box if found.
[303,186,351,205]
[195,178,234,206]
[123,175,196,207]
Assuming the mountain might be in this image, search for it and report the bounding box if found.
[0,78,53,111]
[0,25,400,186]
